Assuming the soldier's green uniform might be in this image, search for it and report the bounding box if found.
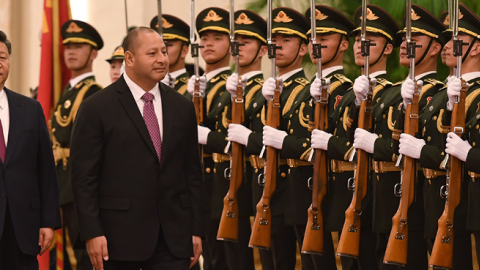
[194,8,231,270]
[51,20,103,270]
[372,5,446,270]
[150,14,191,96]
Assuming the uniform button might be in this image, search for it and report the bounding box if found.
[213,168,217,173]
[290,114,292,118]
[433,116,437,121]
[290,129,294,134]
[333,176,336,181]
[340,117,343,121]
[281,172,286,177]
[256,113,260,118]
[288,169,291,174]
[218,129,221,132]
[295,110,298,114]
[255,169,258,173]
[473,142,476,147]
[63,115,67,119]
[383,114,386,119]
[476,125,479,129]
[206,168,211,173]
[379,134,383,138]
[429,180,432,185]
[377,175,380,181]
[52,128,56,132]
[424,119,427,124]
[427,136,431,142]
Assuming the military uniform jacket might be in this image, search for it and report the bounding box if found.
[370,73,441,233]
[324,73,391,231]
[442,78,480,232]
[51,75,102,205]
[173,71,191,98]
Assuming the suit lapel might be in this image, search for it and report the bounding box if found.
[4,89,23,166]
[116,76,158,160]
[159,83,172,169]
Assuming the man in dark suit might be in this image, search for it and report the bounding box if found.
[0,30,62,269]
[70,27,204,270]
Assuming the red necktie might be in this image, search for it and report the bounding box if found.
[0,119,6,163]
[141,93,162,161]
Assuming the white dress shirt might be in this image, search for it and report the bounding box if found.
[279,67,303,81]
[68,71,94,90]
[322,66,344,78]
[370,70,387,78]
[0,88,9,146]
[462,72,480,83]
[124,72,163,141]
[168,68,187,80]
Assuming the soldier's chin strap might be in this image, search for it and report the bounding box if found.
[240,43,264,68]
[323,35,345,66]
[78,46,93,73]
[206,47,231,66]
[369,41,389,67]
[170,42,187,68]
[277,39,304,69]
[462,37,477,63]
[415,37,434,66]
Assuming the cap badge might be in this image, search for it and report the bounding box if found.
[411,9,421,21]
[274,11,293,23]
[315,9,328,21]
[204,10,223,22]
[360,8,379,21]
[443,12,463,26]
[66,22,83,33]
[235,13,254,25]
[162,18,173,28]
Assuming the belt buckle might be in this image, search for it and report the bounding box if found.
[287,159,296,168]
[423,168,432,179]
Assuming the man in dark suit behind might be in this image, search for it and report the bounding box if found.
[70,27,204,270]
[0,31,62,269]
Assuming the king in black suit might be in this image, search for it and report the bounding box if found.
[70,27,204,270]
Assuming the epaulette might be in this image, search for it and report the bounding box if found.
[75,78,95,89]
[423,78,443,87]
[376,78,392,87]
[392,80,404,87]
[283,80,293,88]
[295,77,309,87]
[333,74,352,84]
[221,74,229,81]
[254,78,264,85]
[179,77,189,84]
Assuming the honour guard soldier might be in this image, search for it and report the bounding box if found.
[187,7,231,270]
[106,45,124,83]
[51,20,103,270]
[353,5,447,269]
[439,11,455,83]
[151,14,191,96]
[311,4,399,270]
[439,3,480,268]
[259,7,310,270]
[223,9,268,270]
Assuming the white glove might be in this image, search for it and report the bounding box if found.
[187,75,207,96]
[226,73,247,98]
[398,133,425,159]
[311,129,333,150]
[262,77,283,100]
[262,126,287,149]
[309,78,330,99]
[445,132,472,162]
[353,128,378,154]
[353,76,375,106]
[447,78,463,111]
[197,125,211,145]
[227,123,252,146]
[401,78,423,106]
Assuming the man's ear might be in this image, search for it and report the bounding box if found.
[124,51,134,67]
[90,49,98,61]
[181,43,189,58]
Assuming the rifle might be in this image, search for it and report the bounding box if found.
[383,1,422,265]
[249,0,282,249]
[429,0,468,268]
[337,0,376,258]
[301,2,329,255]
[190,1,204,126]
[156,0,174,89]
[217,0,246,242]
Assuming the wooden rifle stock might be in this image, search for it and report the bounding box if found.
[301,83,328,255]
[217,78,245,241]
[337,80,374,258]
[249,81,281,249]
[429,79,467,269]
[384,83,420,266]
[193,78,204,125]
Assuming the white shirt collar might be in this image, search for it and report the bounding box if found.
[369,70,387,78]
[168,68,187,81]
[412,71,436,81]
[321,66,343,78]
[124,72,160,103]
[279,68,303,81]
[242,71,263,81]
[0,88,6,110]
[205,66,231,82]
[68,71,94,90]
[462,72,480,82]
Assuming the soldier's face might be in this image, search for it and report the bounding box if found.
[234,35,266,67]
[353,33,390,66]
[443,34,477,67]
[273,34,304,67]
[165,40,187,66]
[309,33,344,65]
[0,42,9,88]
[200,31,230,64]
[399,34,437,67]
[130,31,168,84]
[64,43,96,70]
[109,60,123,83]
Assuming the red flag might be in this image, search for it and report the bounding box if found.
[37,0,71,120]
[37,1,71,269]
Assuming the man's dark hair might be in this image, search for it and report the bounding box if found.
[123,27,157,54]
[0,31,12,55]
